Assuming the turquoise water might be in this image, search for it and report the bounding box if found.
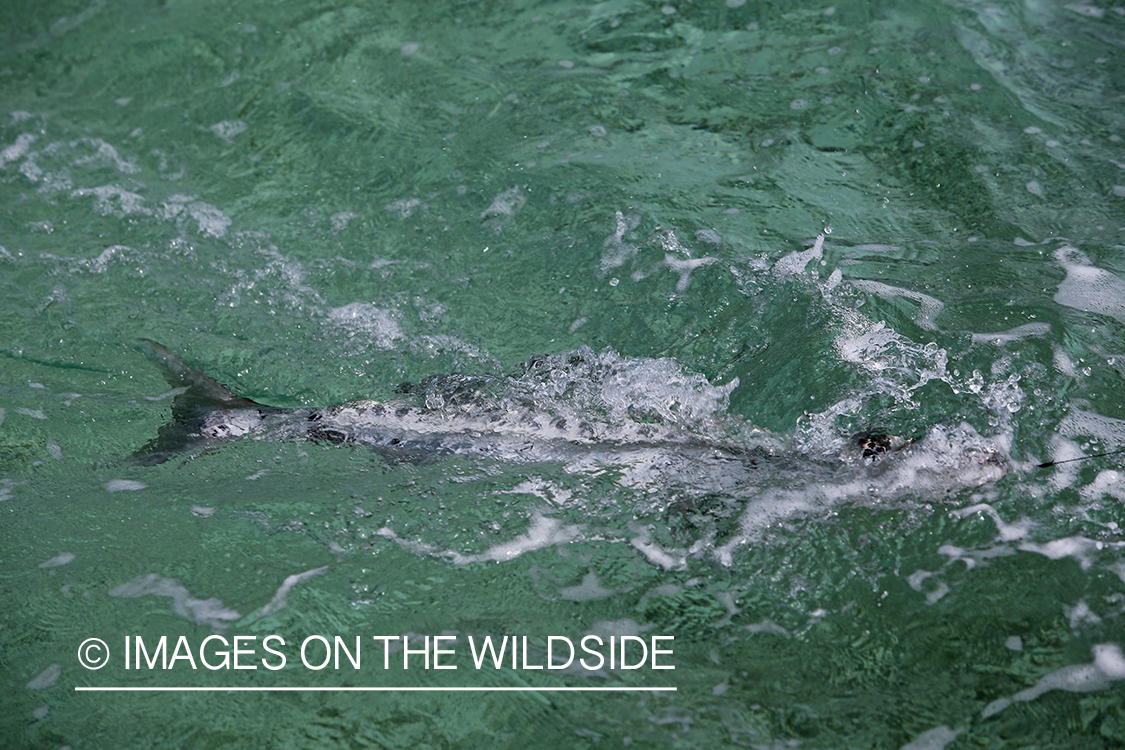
[2,0,1125,747]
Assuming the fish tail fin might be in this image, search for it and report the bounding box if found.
[132,339,265,465]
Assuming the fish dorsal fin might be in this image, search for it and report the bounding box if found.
[137,338,264,412]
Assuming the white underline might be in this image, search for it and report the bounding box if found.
[76,686,675,692]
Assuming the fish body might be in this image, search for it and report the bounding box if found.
[134,340,1007,498]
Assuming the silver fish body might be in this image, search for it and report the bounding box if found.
[134,340,1007,500]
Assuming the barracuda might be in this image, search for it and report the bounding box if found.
[133,339,1007,498]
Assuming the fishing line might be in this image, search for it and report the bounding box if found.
[1037,447,1125,469]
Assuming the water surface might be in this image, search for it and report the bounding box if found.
[2,0,1125,747]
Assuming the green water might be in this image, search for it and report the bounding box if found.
[2,0,1125,747]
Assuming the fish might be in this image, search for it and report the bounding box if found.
[133,339,1008,500]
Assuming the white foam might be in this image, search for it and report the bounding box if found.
[713,488,824,566]
[952,503,1031,542]
[900,725,964,750]
[843,322,912,376]
[187,201,231,237]
[1095,642,1125,678]
[385,197,422,219]
[1054,246,1125,324]
[694,228,722,245]
[769,233,1024,449]
[664,254,717,292]
[906,569,950,605]
[834,321,948,394]
[743,619,789,636]
[600,211,641,272]
[71,185,149,217]
[249,565,329,619]
[711,591,741,627]
[38,552,75,569]
[71,138,141,174]
[378,512,581,565]
[771,233,824,277]
[982,643,1125,718]
[0,133,36,166]
[503,478,573,505]
[468,514,580,563]
[1018,536,1116,570]
[150,148,185,180]
[159,195,231,237]
[1058,408,1125,448]
[104,479,147,492]
[1064,600,1102,630]
[109,573,242,631]
[596,353,738,428]
[330,211,359,231]
[1065,3,1106,18]
[480,186,526,219]
[26,663,61,690]
[937,542,1017,569]
[630,527,688,571]
[558,571,618,601]
[415,334,496,368]
[1080,469,1125,504]
[1043,436,1085,492]
[327,303,404,349]
[971,322,1051,345]
[586,618,645,640]
[83,244,129,273]
[848,280,945,330]
[982,372,1024,423]
[20,157,45,183]
[208,120,247,144]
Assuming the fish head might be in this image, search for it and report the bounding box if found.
[856,422,1008,499]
